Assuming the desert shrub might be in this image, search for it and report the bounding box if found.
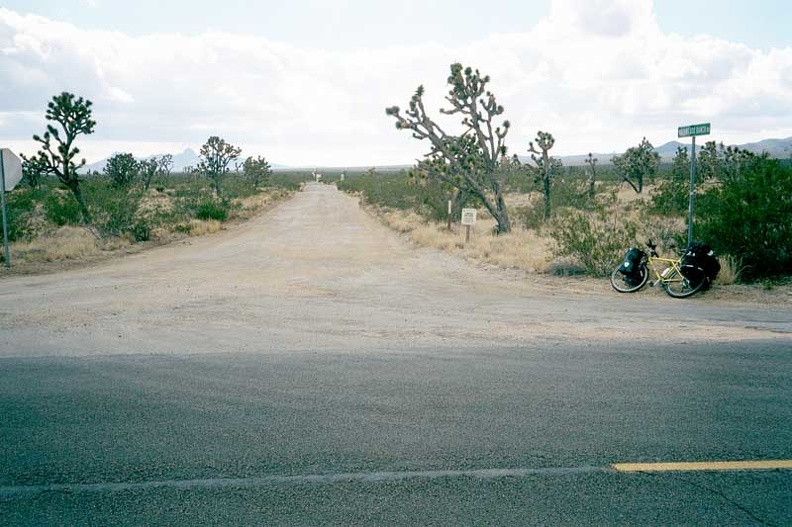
[220,173,259,200]
[513,196,545,230]
[515,183,618,231]
[131,221,151,242]
[649,177,688,216]
[195,198,229,221]
[545,208,640,276]
[5,188,49,241]
[338,170,419,211]
[269,172,308,190]
[551,178,596,210]
[695,155,792,280]
[45,191,83,226]
[87,184,144,238]
[632,212,686,254]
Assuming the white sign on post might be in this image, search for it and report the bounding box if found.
[460,208,477,226]
[1,148,23,191]
[1,148,24,267]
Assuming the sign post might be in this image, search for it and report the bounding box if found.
[1,148,24,268]
[460,208,477,243]
[677,123,710,246]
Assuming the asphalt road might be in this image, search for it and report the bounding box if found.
[1,184,791,525]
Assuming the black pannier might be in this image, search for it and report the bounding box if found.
[680,241,720,286]
[619,247,645,278]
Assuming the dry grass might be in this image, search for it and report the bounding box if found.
[2,188,293,273]
[371,207,552,273]
[378,209,427,234]
[364,195,792,305]
[186,219,223,236]
[232,189,291,219]
[11,226,100,263]
[714,254,743,285]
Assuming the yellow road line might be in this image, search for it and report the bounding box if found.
[612,460,792,472]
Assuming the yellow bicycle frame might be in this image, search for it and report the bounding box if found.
[646,255,685,287]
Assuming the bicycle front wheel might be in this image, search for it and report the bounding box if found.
[662,268,705,298]
[610,264,648,293]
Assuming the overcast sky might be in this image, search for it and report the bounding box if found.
[1,0,791,167]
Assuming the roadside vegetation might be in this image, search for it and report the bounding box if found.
[4,92,306,270]
[335,153,790,287]
[336,62,791,286]
[4,171,304,268]
[5,78,790,288]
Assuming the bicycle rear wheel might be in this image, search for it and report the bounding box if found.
[662,268,705,298]
[610,264,648,293]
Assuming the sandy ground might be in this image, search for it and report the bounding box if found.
[1,183,789,358]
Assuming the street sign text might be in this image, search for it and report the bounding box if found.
[678,123,711,138]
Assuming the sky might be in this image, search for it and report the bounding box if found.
[1,0,791,167]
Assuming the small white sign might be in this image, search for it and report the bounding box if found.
[461,208,477,226]
[1,148,23,191]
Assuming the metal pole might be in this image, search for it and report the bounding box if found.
[0,154,10,267]
[687,135,696,246]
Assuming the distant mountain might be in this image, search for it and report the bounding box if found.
[652,137,792,161]
[739,137,792,158]
[81,152,120,174]
[81,148,201,174]
[169,148,201,172]
[556,136,792,166]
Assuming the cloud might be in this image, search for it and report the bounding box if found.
[1,1,791,166]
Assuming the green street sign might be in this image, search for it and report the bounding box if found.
[678,123,711,138]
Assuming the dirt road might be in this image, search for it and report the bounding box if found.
[1,183,789,357]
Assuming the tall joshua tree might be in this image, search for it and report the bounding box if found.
[386,63,512,233]
[585,152,598,199]
[198,136,241,197]
[527,131,557,221]
[22,92,97,224]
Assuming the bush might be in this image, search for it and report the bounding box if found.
[131,221,151,242]
[88,184,143,238]
[5,188,49,241]
[513,196,545,230]
[196,199,229,221]
[545,208,639,276]
[695,156,792,280]
[45,192,83,226]
[338,171,420,211]
[649,177,688,216]
[551,178,598,210]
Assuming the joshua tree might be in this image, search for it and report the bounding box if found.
[198,136,241,197]
[104,152,139,187]
[611,137,659,193]
[243,156,272,189]
[526,131,558,220]
[585,152,598,199]
[22,92,96,224]
[386,63,512,233]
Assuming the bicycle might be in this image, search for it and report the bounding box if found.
[610,240,707,298]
